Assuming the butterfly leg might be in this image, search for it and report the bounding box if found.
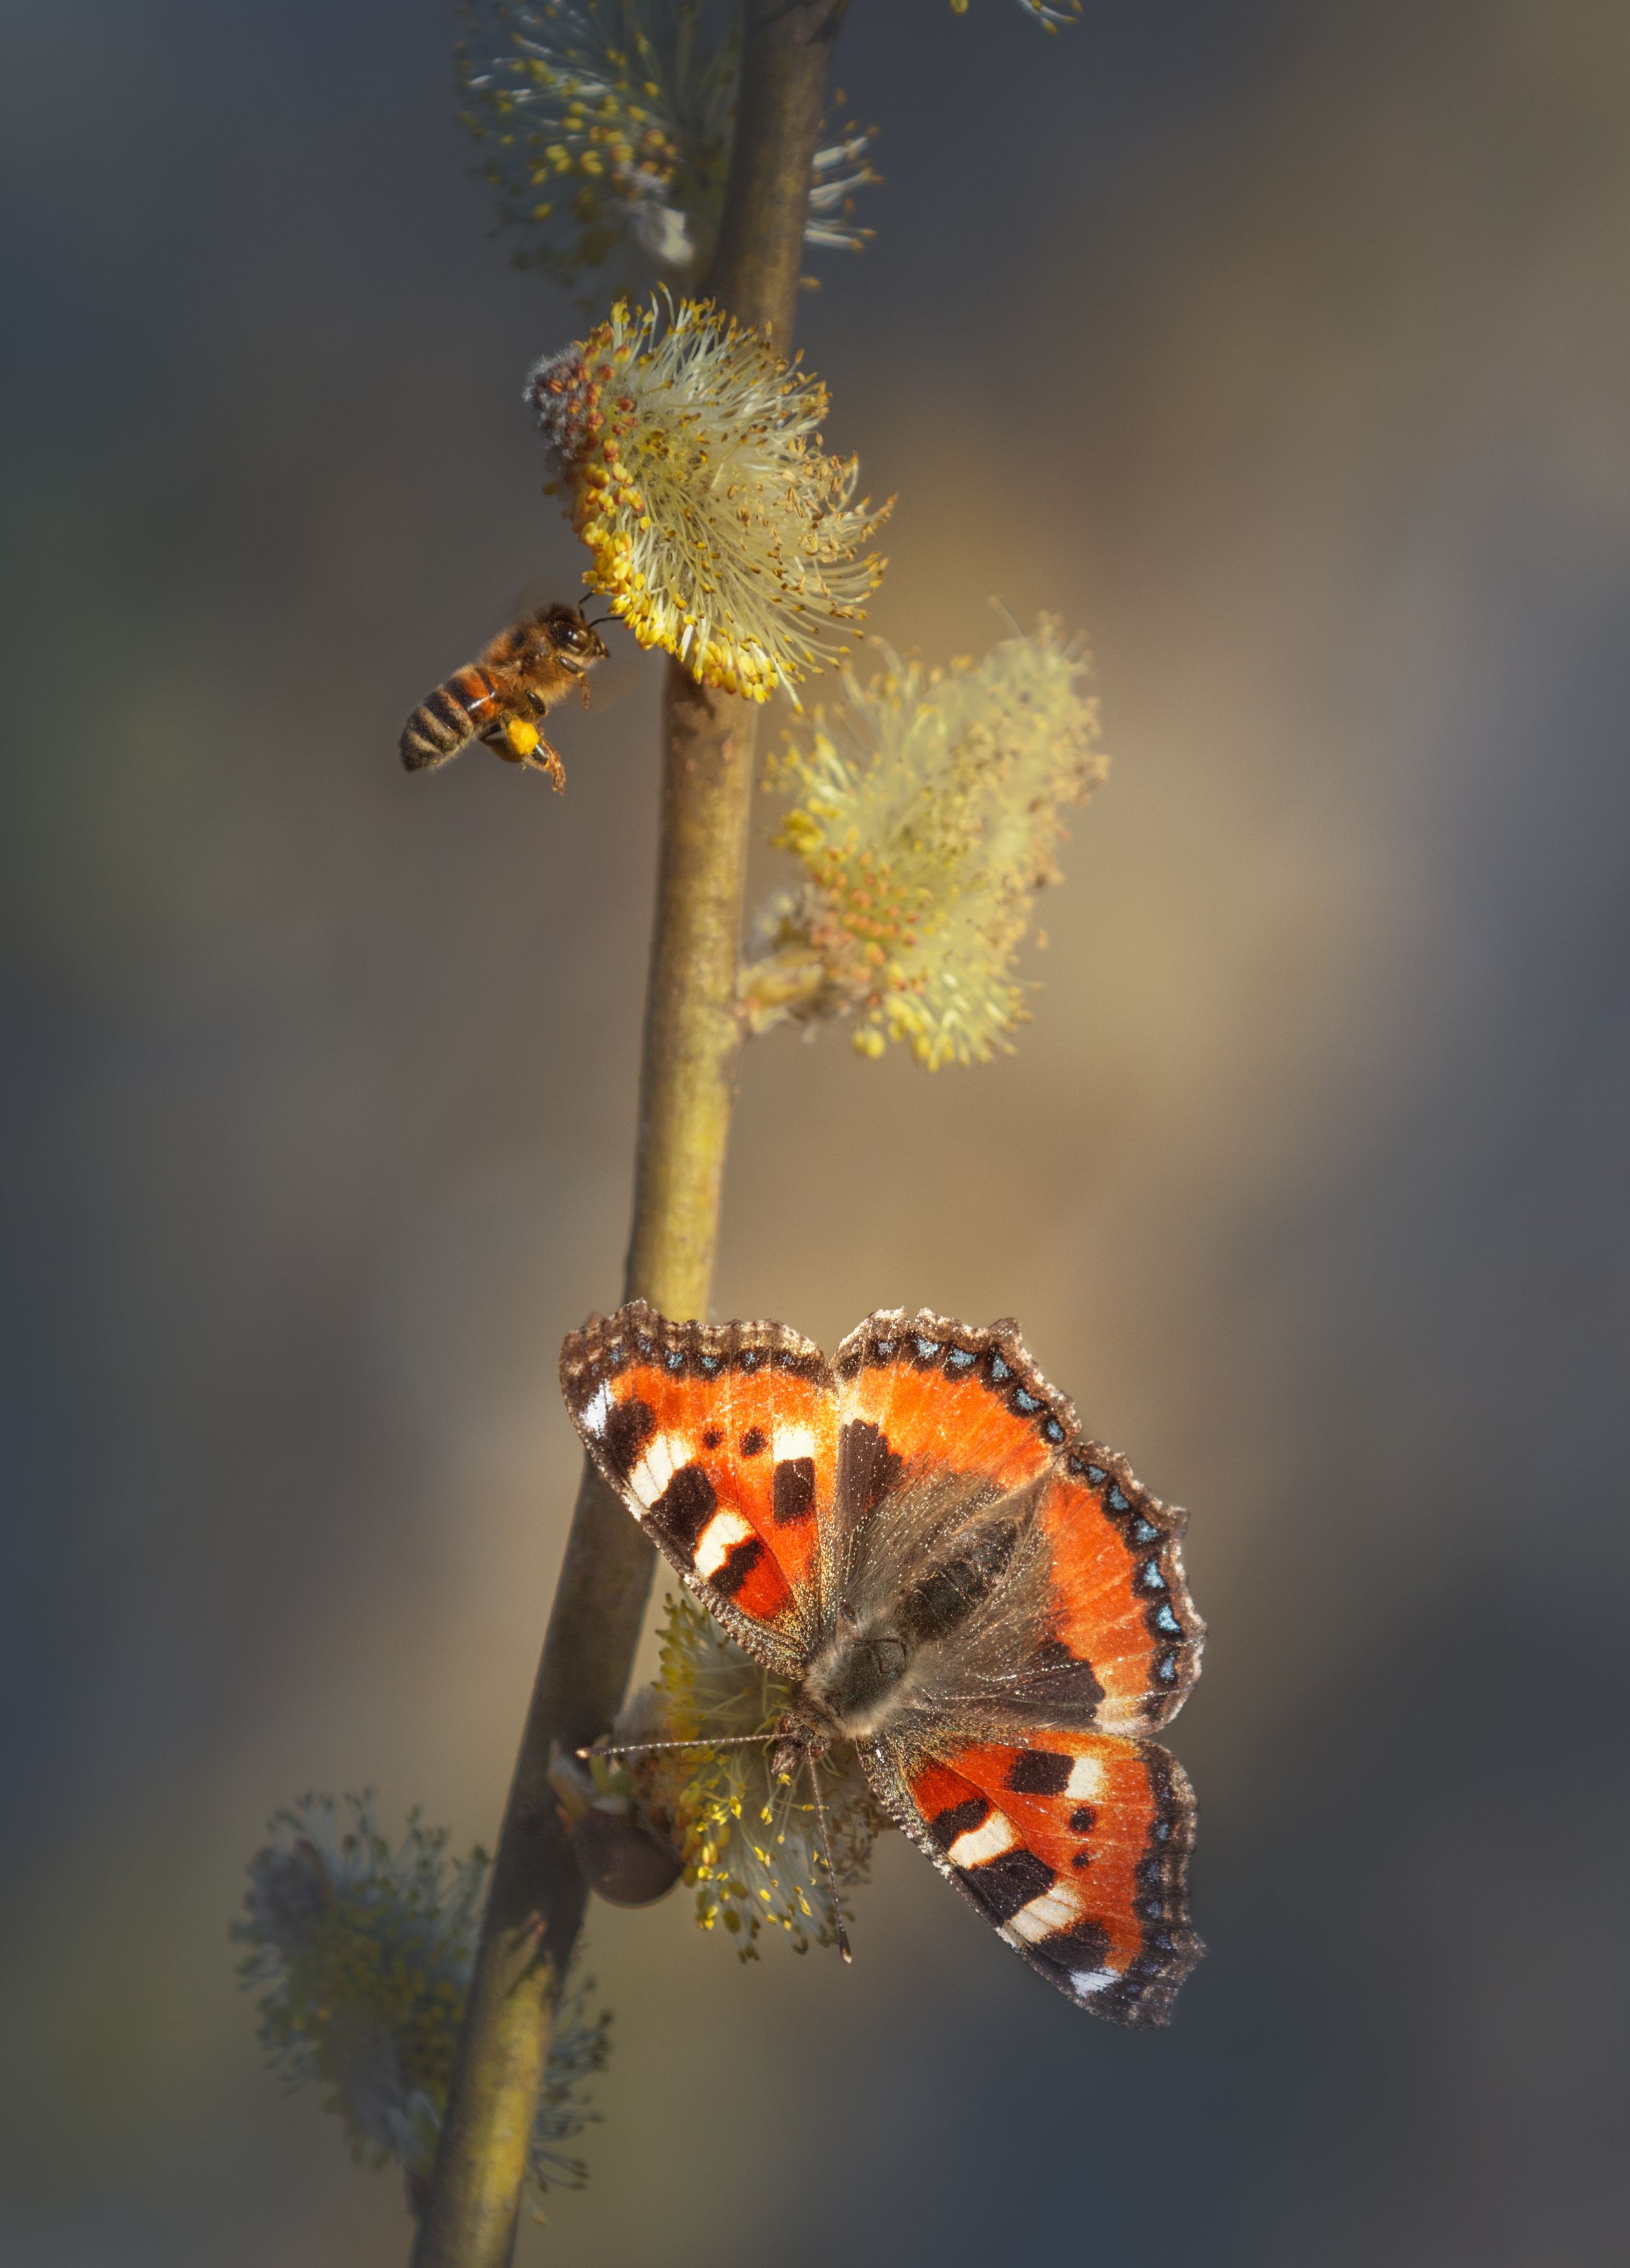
[805,1756,853,1965]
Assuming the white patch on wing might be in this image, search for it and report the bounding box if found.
[693,1507,753,1580]
[580,1382,613,1437]
[628,1431,687,1510]
[1009,1882,1086,1943]
[1065,1754,1108,1801]
[948,1811,1019,1869]
[772,1423,816,1464]
[1071,1967,1118,1997]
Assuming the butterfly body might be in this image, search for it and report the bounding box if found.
[561,1301,1205,2026]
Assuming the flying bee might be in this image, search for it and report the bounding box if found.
[399,603,611,789]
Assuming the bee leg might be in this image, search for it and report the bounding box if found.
[490,717,540,765]
[522,736,566,793]
[579,676,592,710]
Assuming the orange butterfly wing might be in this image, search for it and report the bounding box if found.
[832,1310,1204,1732]
[560,1301,836,1676]
[867,1730,1202,2026]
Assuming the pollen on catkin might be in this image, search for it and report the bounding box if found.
[233,1796,609,2199]
[617,1594,880,1959]
[460,1,876,301]
[526,295,889,701]
[739,615,1106,1067]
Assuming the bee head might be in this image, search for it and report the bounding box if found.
[545,605,611,666]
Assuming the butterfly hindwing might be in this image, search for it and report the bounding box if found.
[560,1301,836,1674]
[866,1730,1202,2027]
[832,1310,1203,1732]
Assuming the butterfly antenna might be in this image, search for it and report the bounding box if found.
[575,1732,775,1762]
[806,1757,853,1965]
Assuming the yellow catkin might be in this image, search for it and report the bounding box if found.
[742,619,1105,1065]
[527,298,888,702]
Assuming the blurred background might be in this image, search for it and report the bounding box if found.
[3,1,1627,2262]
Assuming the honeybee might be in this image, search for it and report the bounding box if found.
[399,603,611,789]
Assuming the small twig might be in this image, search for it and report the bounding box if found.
[410,9,850,2265]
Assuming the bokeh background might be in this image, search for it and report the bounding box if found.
[3,1,1627,2262]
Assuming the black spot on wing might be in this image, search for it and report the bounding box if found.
[710,1535,766,1599]
[647,1464,717,1557]
[740,1426,766,1457]
[837,1419,902,1523]
[927,1795,991,1851]
[958,1846,1055,1925]
[770,1456,815,1526]
[898,1521,1019,1645]
[1002,1638,1105,1720]
[1033,1917,1112,1973]
[1005,1749,1073,1797]
[601,1395,655,1483]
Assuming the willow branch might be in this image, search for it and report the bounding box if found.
[409,8,849,2265]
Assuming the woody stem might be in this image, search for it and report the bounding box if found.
[409,8,849,2265]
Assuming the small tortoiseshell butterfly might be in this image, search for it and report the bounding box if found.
[560,1301,1205,2026]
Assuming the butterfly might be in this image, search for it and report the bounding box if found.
[560,1301,1205,2026]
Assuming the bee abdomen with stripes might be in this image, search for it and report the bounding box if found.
[400,668,501,770]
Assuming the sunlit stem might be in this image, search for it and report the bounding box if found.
[410,10,851,2265]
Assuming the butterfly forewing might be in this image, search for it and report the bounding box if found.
[1037,1455,1203,1731]
[833,1312,1059,1512]
[560,1302,834,1674]
[832,1310,1204,1735]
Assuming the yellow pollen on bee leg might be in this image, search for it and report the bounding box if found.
[503,717,540,759]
